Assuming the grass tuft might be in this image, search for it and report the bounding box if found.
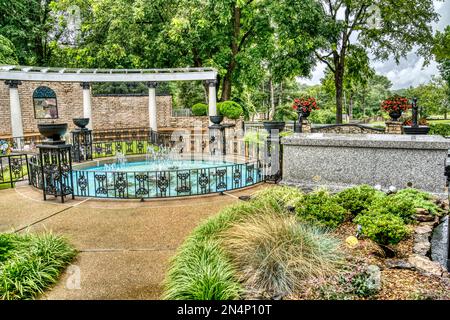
[222,212,343,298]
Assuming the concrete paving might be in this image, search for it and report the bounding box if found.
[0,184,268,300]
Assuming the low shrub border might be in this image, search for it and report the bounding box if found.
[0,232,76,300]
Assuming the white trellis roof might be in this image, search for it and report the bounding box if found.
[0,65,218,82]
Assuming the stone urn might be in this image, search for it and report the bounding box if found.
[299,109,311,119]
[389,110,402,122]
[210,115,224,125]
[263,121,286,133]
[73,118,90,130]
[37,123,68,144]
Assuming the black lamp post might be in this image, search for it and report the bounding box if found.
[403,97,430,135]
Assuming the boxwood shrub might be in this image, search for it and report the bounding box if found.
[191,103,208,116]
[218,101,243,119]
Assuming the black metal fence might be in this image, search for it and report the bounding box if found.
[0,154,29,188]
[72,161,262,199]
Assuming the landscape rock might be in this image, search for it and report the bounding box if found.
[415,225,433,236]
[413,240,431,256]
[414,214,435,222]
[415,208,430,215]
[431,215,449,270]
[385,259,414,270]
[440,200,449,211]
[365,265,382,291]
[408,254,444,277]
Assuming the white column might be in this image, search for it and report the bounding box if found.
[147,82,158,132]
[81,82,92,130]
[207,80,217,117]
[6,80,24,139]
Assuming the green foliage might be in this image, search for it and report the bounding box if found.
[296,189,348,228]
[308,109,337,124]
[0,35,18,64]
[163,239,242,300]
[191,103,208,116]
[218,101,243,120]
[354,212,410,245]
[366,195,416,223]
[334,185,385,218]
[222,212,342,297]
[0,233,76,300]
[252,186,304,208]
[350,271,379,297]
[393,188,440,216]
[0,234,15,262]
[429,123,450,137]
[364,188,439,223]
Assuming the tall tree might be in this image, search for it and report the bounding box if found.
[0,0,59,65]
[433,25,450,117]
[314,0,439,123]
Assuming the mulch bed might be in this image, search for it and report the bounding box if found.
[289,222,449,300]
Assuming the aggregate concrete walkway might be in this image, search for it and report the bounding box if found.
[0,184,268,299]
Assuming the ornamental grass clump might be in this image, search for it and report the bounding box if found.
[163,239,242,300]
[0,232,76,300]
[296,189,348,228]
[252,186,304,208]
[222,212,342,298]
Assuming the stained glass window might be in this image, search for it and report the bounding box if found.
[33,86,58,119]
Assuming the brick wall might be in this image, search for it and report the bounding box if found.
[0,81,242,136]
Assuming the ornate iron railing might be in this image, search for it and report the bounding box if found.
[0,154,29,188]
[72,161,262,199]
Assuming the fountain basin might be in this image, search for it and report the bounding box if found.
[71,156,261,199]
[38,123,68,144]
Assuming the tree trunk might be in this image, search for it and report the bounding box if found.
[278,82,283,108]
[220,6,241,101]
[349,93,353,121]
[334,66,344,124]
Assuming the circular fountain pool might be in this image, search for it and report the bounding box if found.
[72,157,262,199]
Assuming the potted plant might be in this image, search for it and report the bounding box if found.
[381,95,412,121]
[0,140,11,156]
[292,97,319,119]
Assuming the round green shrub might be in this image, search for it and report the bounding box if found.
[218,101,243,119]
[191,103,208,116]
[296,189,349,228]
[366,193,420,223]
[354,212,410,245]
[334,185,385,218]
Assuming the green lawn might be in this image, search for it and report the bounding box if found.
[0,164,28,190]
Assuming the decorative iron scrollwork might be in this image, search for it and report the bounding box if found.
[176,172,191,193]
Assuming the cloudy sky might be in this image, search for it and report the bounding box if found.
[298,0,450,89]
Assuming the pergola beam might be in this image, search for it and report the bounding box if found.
[0,65,218,82]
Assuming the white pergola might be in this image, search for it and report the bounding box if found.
[0,65,218,137]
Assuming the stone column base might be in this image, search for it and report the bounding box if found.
[302,120,311,133]
[385,121,403,134]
